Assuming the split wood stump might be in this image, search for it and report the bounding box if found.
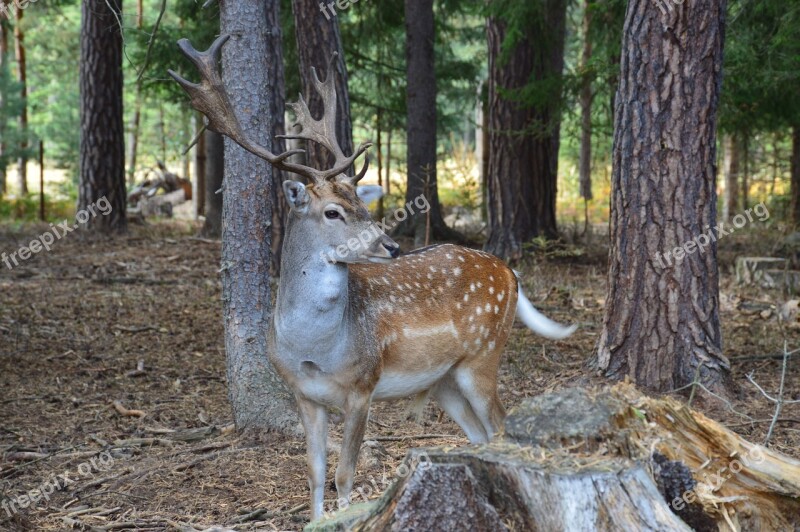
[308,384,800,531]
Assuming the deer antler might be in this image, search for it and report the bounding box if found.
[168,35,371,184]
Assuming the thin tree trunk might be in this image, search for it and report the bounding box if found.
[181,112,191,179]
[266,0,287,277]
[791,126,800,227]
[742,134,749,211]
[402,0,462,245]
[14,10,27,196]
[484,1,566,261]
[79,0,127,232]
[194,113,206,218]
[201,129,222,237]
[376,110,384,221]
[722,134,740,222]
[0,19,8,197]
[579,0,593,204]
[158,103,167,163]
[219,1,297,432]
[291,0,352,173]
[385,128,392,197]
[596,0,732,395]
[127,89,142,184]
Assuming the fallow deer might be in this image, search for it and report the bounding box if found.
[170,36,576,521]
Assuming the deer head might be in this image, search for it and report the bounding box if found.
[168,36,399,264]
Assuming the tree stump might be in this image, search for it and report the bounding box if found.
[308,384,800,531]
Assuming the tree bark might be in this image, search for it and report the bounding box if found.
[14,9,27,196]
[579,0,593,203]
[0,19,8,197]
[266,0,288,276]
[290,0,352,173]
[484,3,566,261]
[402,0,462,246]
[596,0,732,394]
[200,129,223,237]
[792,126,800,227]
[193,113,206,219]
[722,134,740,222]
[219,1,297,432]
[79,0,127,232]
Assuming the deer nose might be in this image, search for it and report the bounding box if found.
[383,242,401,258]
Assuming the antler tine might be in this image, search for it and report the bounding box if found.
[279,52,354,170]
[168,35,325,183]
[346,149,370,185]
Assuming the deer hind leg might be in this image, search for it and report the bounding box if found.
[296,397,329,521]
[453,361,505,441]
[431,376,489,444]
[334,391,371,509]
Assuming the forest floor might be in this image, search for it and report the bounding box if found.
[0,220,798,531]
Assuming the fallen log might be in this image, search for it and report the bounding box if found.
[309,384,800,531]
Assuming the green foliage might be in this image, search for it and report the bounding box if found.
[720,0,800,133]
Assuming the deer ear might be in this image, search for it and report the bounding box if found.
[356,185,384,206]
[283,180,310,212]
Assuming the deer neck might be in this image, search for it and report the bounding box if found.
[274,216,351,355]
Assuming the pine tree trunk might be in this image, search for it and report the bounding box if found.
[14,10,27,196]
[193,113,206,218]
[219,1,297,432]
[201,129,222,237]
[596,0,732,395]
[579,0,593,204]
[266,0,287,276]
[723,134,740,222]
[127,90,142,185]
[791,126,800,227]
[0,19,8,197]
[78,0,127,232]
[484,2,566,261]
[402,0,461,246]
[290,0,352,173]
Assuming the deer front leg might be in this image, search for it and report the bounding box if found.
[335,392,371,509]
[296,397,329,521]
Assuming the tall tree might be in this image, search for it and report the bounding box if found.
[0,19,9,197]
[596,0,732,394]
[267,0,288,275]
[578,0,593,215]
[722,134,740,222]
[291,0,352,172]
[201,129,223,237]
[403,0,460,245]
[484,0,567,260]
[14,9,27,195]
[219,0,297,432]
[79,0,127,231]
[792,126,800,226]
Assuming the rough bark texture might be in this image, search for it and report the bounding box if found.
[596,0,732,394]
[14,9,27,195]
[266,0,288,276]
[484,3,566,261]
[78,0,127,232]
[219,2,297,432]
[791,126,800,227]
[200,129,222,238]
[400,0,461,246]
[311,385,800,531]
[291,0,352,173]
[722,134,740,222]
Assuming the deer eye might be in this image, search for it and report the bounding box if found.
[325,210,341,220]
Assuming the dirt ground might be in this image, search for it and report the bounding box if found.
[1,220,798,531]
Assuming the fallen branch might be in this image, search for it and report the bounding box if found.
[111,400,146,418]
